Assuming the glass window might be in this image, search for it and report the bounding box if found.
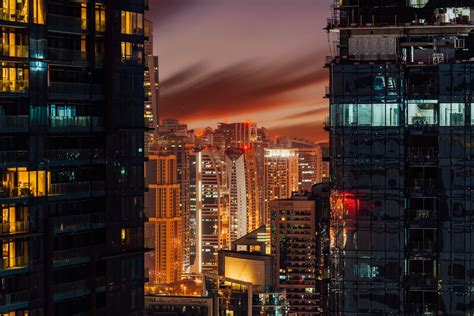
[386,104,399,126]
[32,0,44,24]
[372,104,385,126]
[357,104,371,126]
[407,101,438,125]
[343,104,357,126]
[121,11,143,35]
[471,103,474,125]
[440,103,465,126]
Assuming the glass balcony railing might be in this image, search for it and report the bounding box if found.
[0,80,28,93]
[0,9,28,23]
[48,180,104,196]
[0,221,29,234]
[52,213,105,233]
[47,14,87,33]
[0,116,28,130]
[47,48,86,64]
[0,44,28,58]
[49,116,103,129]
[1,256,28,270]
[53,245,104,267]
[0,150,27,163]
[48,148,105,162]
[0,290,28,308]
[0,186,31,200]
[48,82,104,100]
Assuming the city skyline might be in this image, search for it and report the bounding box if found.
[147,0,331,142]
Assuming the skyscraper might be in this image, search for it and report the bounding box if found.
[270,191,320,315]
[192,147,229,273]
[328,1,474,314]
[143,19,159,151]
[156,119,194,276]
[264,148,298,224]
[224,148,247,242]
[0,1,147,314]
[145,155,182,285]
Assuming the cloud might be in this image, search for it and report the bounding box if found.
[159,51,327,121]
[277,107,327,121]
[147,0,198,23]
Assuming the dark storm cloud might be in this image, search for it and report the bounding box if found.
[160,51,326,121]
[277,107,327,121]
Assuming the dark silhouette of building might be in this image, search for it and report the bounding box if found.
[328,0,474,314]
[0,1,147,314]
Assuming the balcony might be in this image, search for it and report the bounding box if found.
[47,14,87,33]
[48,148,105,165]
[0,151,28,167]
[405,274,438,290]
[0,44,28,58]
[49,82,104,100]
[0,8,28,24]
[0,185,31,201]
[0,116,28,132]
[0,80,28,94]
[407,241,437,258]
[48,180,104,198]
[52,213,105,234]
[49,116,103,132]
[0,221,29,235]
[47,48,87,65]
[0,290,28,313]
[54,276,105,302]
[405,179,438,196]
[53,245,104,268]
[405,209,437,227]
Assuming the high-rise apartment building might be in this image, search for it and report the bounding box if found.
[191,147,229,273]
[0,1,147,314]
[155,119,194,276]
[145,155,182,285]
[279,138,323,191]
[328,1,474,314]
[144,19,159,151]
[270,191,321,315]
[264,148,298,224]
[244,148,262,232]
[224,148,247,242]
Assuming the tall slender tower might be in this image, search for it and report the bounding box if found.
[145,155,182,285]
[328,1,474,314]
[0,0,147,314]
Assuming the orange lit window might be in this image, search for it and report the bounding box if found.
[121,11,143,35]
[32,0,44,24]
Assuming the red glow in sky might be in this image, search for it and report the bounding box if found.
[147,0,330,142]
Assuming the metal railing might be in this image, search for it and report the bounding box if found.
[48,180,104,196]
[0,290,28,306]
[0,186,31,199]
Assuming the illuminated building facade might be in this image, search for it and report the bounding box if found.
[215,122,258,149]
[280,138,323,192]
[270,191,321,315]
[156,119,194,276]
[328,0,474,314]
[192,147,229,273]
[0,0,147,314]
[144,19,159,151]
[244,148,261,233]
[264,148,298,224]
[224,148,247,242]
[145,155,182,285]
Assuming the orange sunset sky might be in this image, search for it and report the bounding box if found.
[147,0,331,142]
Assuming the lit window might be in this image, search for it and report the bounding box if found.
[440,103,465,126]
[121,11,143,35]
